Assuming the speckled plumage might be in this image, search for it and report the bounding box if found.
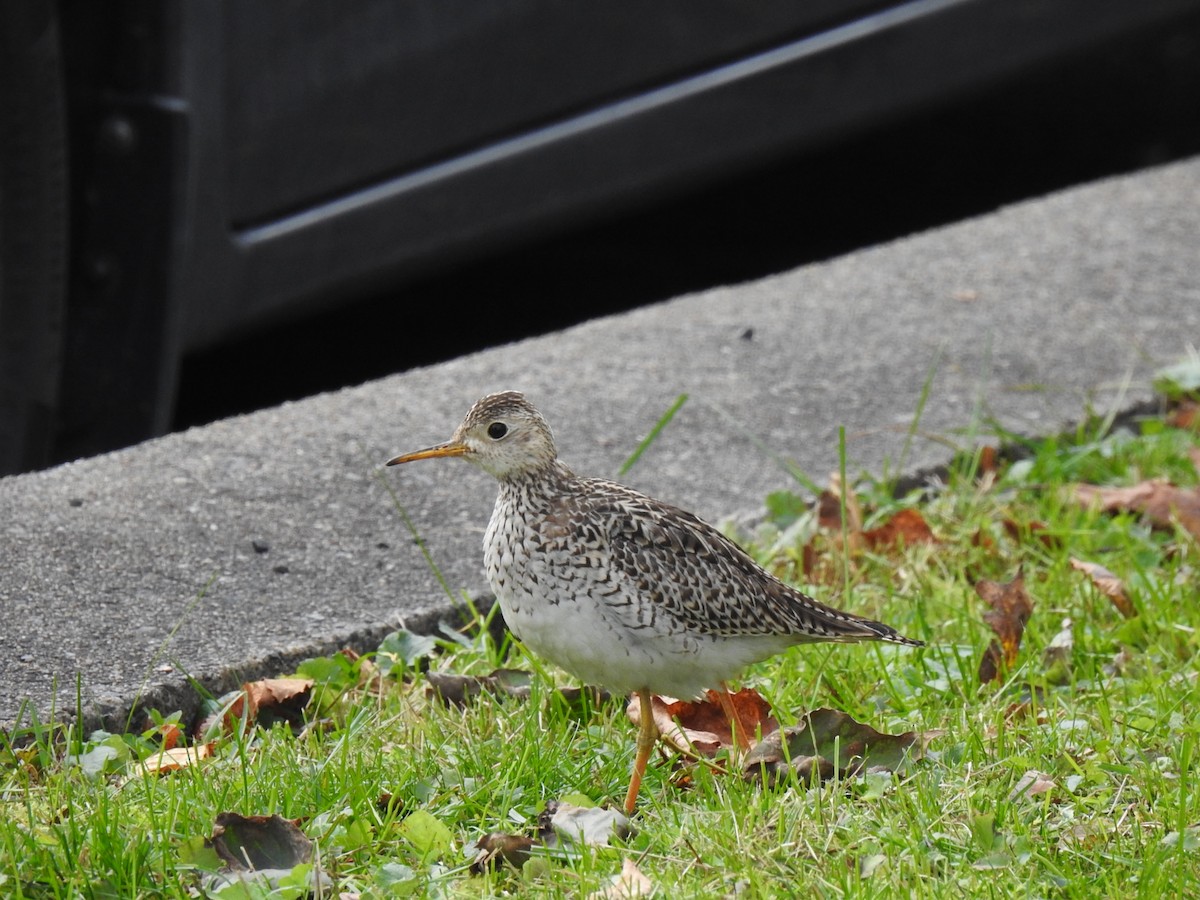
[389,391,922,698]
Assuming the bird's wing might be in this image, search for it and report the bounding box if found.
[561,478,901,643]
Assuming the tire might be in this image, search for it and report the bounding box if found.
[0,0,68,476]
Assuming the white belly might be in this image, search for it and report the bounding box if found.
[483,506,781,696]
[482,485,792,697]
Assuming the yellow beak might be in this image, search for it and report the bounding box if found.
[385,441,469,466]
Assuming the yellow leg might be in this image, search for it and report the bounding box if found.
[624,689,657,815]
[718,682,752,751]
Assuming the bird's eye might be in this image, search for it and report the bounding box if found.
[487,422,508,440]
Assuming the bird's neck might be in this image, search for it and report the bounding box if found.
[496,459,576,502]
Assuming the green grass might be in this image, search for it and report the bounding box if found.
[2,408,1199,898]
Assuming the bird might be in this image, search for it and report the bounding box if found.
[386,391,922,814]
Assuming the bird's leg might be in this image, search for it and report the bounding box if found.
[718,682,752,752]
[624,688,657,815]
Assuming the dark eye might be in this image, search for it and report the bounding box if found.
[487,422,508,440]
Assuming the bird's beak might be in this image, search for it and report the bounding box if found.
[385,441,469,466]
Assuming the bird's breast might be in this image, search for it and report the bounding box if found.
[484,493,548,621]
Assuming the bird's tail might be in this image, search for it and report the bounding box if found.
[856,617,924,647]
[784,587,924,647]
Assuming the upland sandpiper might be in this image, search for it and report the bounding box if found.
[387,391,922,813]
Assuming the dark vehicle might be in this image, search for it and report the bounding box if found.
[3,0,1199,475]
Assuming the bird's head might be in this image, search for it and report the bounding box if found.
[386,391,558,481]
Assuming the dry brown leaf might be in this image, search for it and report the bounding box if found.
[978,445,1000,477]
[194,693,242,740]
[136,743,214,777]
[744,708,925,787]
[208,812,312,872]
[800,537,844,586]
[976,575,1034,684]
[156,722,182,751]
[193,678,313,739]
[816,474,864,542]
[862,508,937,551]
[816,478,856,532]
[1166,399,1200,430]
[468,801,634,876]
[425,669,532,706]
[245,677,313,718]
[1008,769,1055,802]
[815,490,842,530]
[1075,480,1200,541]
[469,832,535,874]
[627,688,777,757]
[1069,558,1136,618]
[425,670,613,717]
[801,475,876,582]
[376,792,404,818]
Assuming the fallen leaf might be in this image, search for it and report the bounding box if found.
[800,536,845,586]
[815,484,846,533]
[588,857,654,899]
[977,445,999,477]
[862,508,937,551]
[244,677,313,728]
[398,809,453,859]
[1069,558,1136,618]
[424,672,488,706]
[137,744,213,777]
[376,792,404,818]
[976,575,1034,684]
[207,813,312,872]
[816,473,864,543]
[465,799,633,878]
[1161,827,1200,851]
[194,691,248,740]
[1166,399,1199,430]
[859,852,888,878]
[148,720,182,751]
[425,668,532,706]
[1008,769,1055,802]
[743,708,923,786]
[627,688,777,757]
[539,800,634,848]
[425,670,614,718]
[1075,480,1200,541]
[468,832,535,874]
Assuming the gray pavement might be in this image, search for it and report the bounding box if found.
[3,155,1198,733]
